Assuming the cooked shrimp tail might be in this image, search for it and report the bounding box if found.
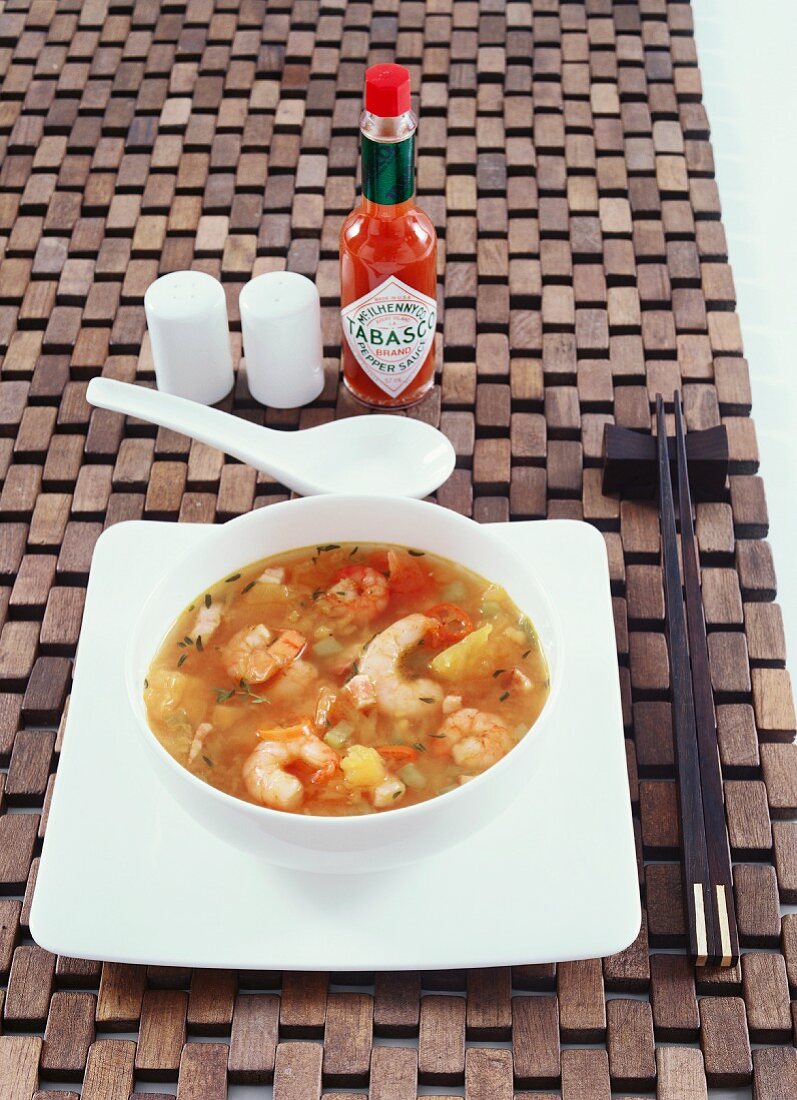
[320,565,389,625]
[222,625,305,685]
[243,727,337,811]
[433,707,513,772]
[358,613,443,720]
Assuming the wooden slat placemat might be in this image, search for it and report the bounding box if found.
[0,0,795,1095]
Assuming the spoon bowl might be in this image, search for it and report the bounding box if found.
[87,379,455,499]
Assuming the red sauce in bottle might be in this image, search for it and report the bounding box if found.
[340,64,438,408]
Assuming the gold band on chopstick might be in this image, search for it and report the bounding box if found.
[693,883,708,966]
[716,885,733,967]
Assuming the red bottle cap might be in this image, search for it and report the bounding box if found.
[364,64,411,117]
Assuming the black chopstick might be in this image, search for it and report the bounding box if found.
[674,394,739,967]
[655,396,713,967]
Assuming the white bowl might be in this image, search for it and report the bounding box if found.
[126,496,563,873]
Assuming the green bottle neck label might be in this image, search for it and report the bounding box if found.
[361,134,415,205]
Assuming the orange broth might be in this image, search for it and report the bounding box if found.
[144,543,549,816]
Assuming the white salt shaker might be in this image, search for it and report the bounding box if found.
[144,271,234,405]
[239,271,324,408]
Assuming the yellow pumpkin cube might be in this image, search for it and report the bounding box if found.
[341,745,386,789]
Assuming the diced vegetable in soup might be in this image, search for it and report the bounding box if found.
[144,543,549,816]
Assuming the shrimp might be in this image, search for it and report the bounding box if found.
[192,601,222,643]
[222,626,305,684]
[372,773,407,808]
[434,707,513,772]
[496,668,533,693]
[268,658,318,703]
[314,685,337,730]
[344,673,377,711]
[258,566,285,584]
[243,727,337,811]
[320,565,389,625]
[442,693,462,714]
[222,624,273,682]
[188,722,213,764]
[359,613,443,720]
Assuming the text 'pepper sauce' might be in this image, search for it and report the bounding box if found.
[339,64,438,408]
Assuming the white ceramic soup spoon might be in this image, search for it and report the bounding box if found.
[86,378,456,499]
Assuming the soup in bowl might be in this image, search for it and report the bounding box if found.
[127,496,562,872]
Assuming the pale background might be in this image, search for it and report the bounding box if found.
[693,0,797,674]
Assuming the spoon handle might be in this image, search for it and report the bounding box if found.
[86,378,280,475]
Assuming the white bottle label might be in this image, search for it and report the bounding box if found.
[341,276,437,397]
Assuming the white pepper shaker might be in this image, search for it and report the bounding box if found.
[239,271,325,408]
[144,271,234,405]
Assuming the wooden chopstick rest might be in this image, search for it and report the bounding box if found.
[602,421,728,500]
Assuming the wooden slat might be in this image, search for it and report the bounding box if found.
[228,993,279,1084]
[96,962,146,1030]
[560,1049,610,1100]
[135,990,187,1079]
[187,969,236,1035]
[557,958,606,1040]
[175,1042,228,1100]
[606,998,656,1089]
[82,1040,136,1100]
[752,1047,797,1100]
[370,1046,416,1100]
[656,1046,707,1100]
[650,954,699,1040]
[0,1035,41,1100]
[742,953,792,1041]
[465,967,511,1039]
[418,994,466,1084]
[699,996,752,1087]
[41,991,96,1079]
[373,971,420,1036]
[322,992,372,1087]
[511,994,559,1087]
[464,1048,513,1100]
[4,945,55,1027]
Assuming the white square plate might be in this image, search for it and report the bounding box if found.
[31,518,639,971]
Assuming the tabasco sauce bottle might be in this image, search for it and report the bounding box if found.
[340,64,438,408]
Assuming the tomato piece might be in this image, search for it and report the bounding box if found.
[425,603,474,646]
[376,745,418,766]
[387,549,432,595]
